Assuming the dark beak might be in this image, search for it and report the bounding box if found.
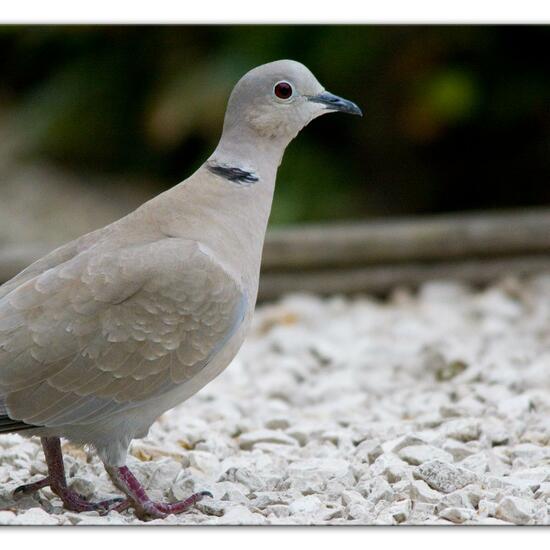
[307,91,363,116]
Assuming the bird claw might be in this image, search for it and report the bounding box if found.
[96,497,130,515]
[132,490,212,519]
[53,490,127,513]
[15,441,212,519]
[13,477,51,497]
[13,476,126,513]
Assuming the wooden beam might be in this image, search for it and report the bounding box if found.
[262,208,550,270]
[258,255,550,300]
[3,208,550,300]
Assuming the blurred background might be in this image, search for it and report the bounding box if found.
[0,25,549,296]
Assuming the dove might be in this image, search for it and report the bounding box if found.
[0,60,361,519]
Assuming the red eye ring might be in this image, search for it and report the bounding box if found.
[274,81,293,100]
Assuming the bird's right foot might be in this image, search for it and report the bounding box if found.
[131,490,213,519]
[106,464,212,519]
[13,475,126,514]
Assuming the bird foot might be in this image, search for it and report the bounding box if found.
[13,476,51,496]
[13,475,126,514]
[14,438,210,519]
[51,487,127,514]
[133,490,213,519]
[106,464,211,519]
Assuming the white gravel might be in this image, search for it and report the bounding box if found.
[1,275,550,525]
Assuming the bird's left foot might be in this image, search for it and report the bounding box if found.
[13,437,128,515]
[51,488,126,514]
[13,475,126,514]
[13,438,210,519]
[13,476,51,496]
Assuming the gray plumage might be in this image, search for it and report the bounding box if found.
[0,60,361,469]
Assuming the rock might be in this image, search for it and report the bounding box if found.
[391,478,411,497]
[533,505,550,524]
[267,504,290,518]
[218,505,267,525]
[288,458,351,481]
[415,460,478,494]
[370,453,411,483]
[459,452,489,475]
[481,417,511,446]
[442,440,478,461]
[0,511,17,524]
[287,458,353,496]
[188,451,220,477]
[285,424,319,446]
[354,439,383,464]
[462,484,482,508]
[250,491,291,509]
[212,480,248,503]
[416,412,445,429]
[399,445,453,466]
[409,479,443,504]
[508,467,550,490]
[218,466,266,493]
[387,499,411,523]
[3,283,550,525]
[324,479,349,501]
[347,502,374,522]
[289,495,323,515]
[478,498,497,518]
[485,475,534,495]
[341,489,364,506]
[475,517,513,525]
[238,429,297,450]
[194,434,236,459]
[440,397,485,418]
[534,482,550,499]
[341,490,372,521]
[365,478,394,505]
[508,443,550,467]
[438,506,475,523]
[442,418,480,442]
[12,507,60,525]
[495,496,535,525]
[196,499,226,516]
[437,487,475,511]
[321,506,345,522]
[382,434,427,454]
[497,395,532,418]
[411,501,437,521]
[418,281,470,303]
[68,477,96,499]
[264,417,291,430]
[320,429,354,448]
[520,428,549,447]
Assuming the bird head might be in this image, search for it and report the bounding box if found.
[222,59,362,144]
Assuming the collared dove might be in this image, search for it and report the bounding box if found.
[0,59,361,518]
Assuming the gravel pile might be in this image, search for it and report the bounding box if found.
[1,276,550,525]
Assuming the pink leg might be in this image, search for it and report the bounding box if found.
[107,465,212,519]
[13,436,126,513]
[13,476,50,495]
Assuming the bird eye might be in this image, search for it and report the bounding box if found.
[274,81,293,100]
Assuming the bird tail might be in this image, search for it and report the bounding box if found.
[0,397,36,433]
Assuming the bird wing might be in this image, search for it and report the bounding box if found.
[0,238,245,427]
[0,226,108,303]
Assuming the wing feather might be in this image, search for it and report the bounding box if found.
[0,238,245,427]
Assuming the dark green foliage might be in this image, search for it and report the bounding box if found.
[0,25,549,224]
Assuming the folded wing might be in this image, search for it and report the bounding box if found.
[0,238,245,427]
